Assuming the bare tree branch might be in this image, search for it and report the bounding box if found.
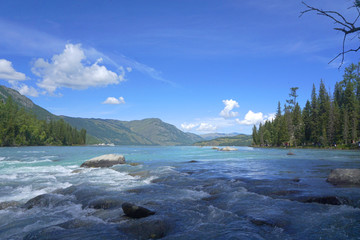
[300,1,360,67]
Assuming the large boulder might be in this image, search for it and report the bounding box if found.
[327,168,360,186]
[80,154,125,168]
[122,202,155,218]
[118,218,169,239]
[219,147,238,151]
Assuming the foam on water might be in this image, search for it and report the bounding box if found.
[0,146,359,240]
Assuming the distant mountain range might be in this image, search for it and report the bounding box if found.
[199,132,240,141]
[194,134,252,146]
[0,85,202,145]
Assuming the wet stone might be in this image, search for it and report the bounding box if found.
[118,218,169,240]
[122,202,155,219]
[0,201,20,210]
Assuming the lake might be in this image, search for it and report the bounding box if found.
[0,146,359,239]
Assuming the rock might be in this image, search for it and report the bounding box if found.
[270,190,301,196]
[212,147,219,150]
[250,218,276,227]
[118,218,169,239]
[287,152,295,155]
[302,196,348,205]
[327,168,360,186]
[187,160,198,163]
[128,162,140,166]
[122,202,155,218]
[23,194,71,209]
[129,170,151,178]
[88,198,123,209]
[219,147,238,151]
[23,226,65,240]
[71,169,82,173]
[0,201,20,210]
[57,219,96,229]
[80,154,125,168]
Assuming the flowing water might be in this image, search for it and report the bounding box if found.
[0,146,359,239]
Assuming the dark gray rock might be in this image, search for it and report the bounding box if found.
[302,196,349,205]
[80,154,125,168]
[23,194,73,209]
[327,168,360,186]
[88,198,123,209]
[118,218,169,239]
[23,226,65,240]
[57,219,96,229]
[122,202,155,218]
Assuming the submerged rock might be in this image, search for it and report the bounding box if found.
[57,219,97,229]
[23,194,73,209]
[80,154,125,168]
[118,218,169,239]
[122,202,155,218]
[23,226,64,240]
[88,198,123,209]
[302,196,349,205]
[187,160,198,163]
[219,147,238,151]
[0,201,20,210]
[327,168,360,186]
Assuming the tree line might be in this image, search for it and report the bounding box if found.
[0,96,86,146]
[252,62,360,148]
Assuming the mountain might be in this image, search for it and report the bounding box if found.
[200,132,240,141]
[62,117,203,145]
[194,134,253,146]
[0,85,202,145]
[0,85,58,121]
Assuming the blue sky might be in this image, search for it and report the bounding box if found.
[0,0,358,134]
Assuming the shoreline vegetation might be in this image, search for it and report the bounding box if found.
[0,96,86,147]
[252,62,360,151]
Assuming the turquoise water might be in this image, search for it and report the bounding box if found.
[0,146,359,239]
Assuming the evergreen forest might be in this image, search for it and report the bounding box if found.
[0,97,86,146]
[252,62,360,149]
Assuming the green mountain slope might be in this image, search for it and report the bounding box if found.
[194,134,252,146]
[0,85,58,121]
[63,117,203,145]
[0,85,202,145]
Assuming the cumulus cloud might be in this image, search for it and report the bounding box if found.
[181,123,198,131]
[0,59,27,81]
[102,97,125,105]
[219,99,239,118]
[32,44,125,94]
[16,84,39,97]
[197,123,217,132]
[236,111,276,125]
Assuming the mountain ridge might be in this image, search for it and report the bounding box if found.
[0,85,202,145]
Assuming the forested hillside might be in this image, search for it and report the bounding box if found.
[252,62,360,148]
[0,97,86,146]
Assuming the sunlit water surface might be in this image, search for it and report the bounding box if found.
[0,146,359,239]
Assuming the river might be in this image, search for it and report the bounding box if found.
[0,146,359,239]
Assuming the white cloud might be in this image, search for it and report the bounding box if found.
[32,44,125,94]
[16,84,39,97]
[237,110,264,125]
[0,59,27,81]
[181,123,198,131]
[236,111,275,125]
[219,99,239,118]
[102,97,125,105]
[197,123,217,132]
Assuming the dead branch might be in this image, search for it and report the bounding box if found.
[300,1,360,67]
